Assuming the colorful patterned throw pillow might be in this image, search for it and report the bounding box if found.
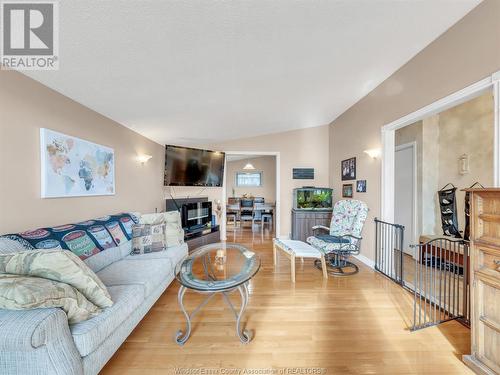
[139,211,184,247]
[131,223,166,255]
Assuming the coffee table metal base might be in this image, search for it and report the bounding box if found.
[175,282,252,345]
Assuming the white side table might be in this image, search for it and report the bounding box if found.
[273,239,327,282]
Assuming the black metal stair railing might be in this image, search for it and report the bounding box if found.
[410,238,469,330]
[373,219,470,331]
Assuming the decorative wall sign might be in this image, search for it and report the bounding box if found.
[293,168,314,179]
[356,180,367,193]
[342,184,353,198]
[40,128,115,198]
[341,157,356,180]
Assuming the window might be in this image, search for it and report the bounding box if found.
[236,172,262,187]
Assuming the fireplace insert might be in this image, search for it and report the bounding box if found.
[181,201,212,231]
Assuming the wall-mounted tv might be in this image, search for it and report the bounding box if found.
[164,145,225,187]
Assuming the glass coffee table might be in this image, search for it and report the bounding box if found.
[174,242,261,345]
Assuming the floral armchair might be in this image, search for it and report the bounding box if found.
[307,199,368,276]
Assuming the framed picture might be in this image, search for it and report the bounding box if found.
[356,180,367,193]
[341,157,356,180]
[40,128,115,198]
[342,184,353,198]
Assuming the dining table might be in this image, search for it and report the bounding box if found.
[226,202,275,220]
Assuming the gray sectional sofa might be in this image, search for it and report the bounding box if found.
[0,223,188,375]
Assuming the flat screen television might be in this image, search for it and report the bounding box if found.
[164,145,225,187]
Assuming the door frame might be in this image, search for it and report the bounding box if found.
[381,71,500,224]
[221,151,280,240]
[395,141,418,253]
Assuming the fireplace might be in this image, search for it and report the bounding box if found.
[165,197,219,250]
[181,201,212,230]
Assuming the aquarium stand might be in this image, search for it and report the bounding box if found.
[291,209,332,243]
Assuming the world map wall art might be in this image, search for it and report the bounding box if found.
[40,128,115,198]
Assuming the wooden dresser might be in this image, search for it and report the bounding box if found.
[463,189,500,375]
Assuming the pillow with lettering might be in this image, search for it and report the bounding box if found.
[131,223,166,255]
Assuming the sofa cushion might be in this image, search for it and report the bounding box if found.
[119,239,132,258]
[83,244,122,273]
[124,243,188,270]
[0,237,29,254]
[0,249,113,308]
[0,274,100,324]
[70,284,144,357]
[96,258,172,295]
[163,243,188,271]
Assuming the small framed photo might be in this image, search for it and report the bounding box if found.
[341,157,356,181]
[342,184,353,198]
[356,180,367,193]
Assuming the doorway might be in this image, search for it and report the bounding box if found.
[394,142,416,254]
[381,71,500,223]
[221,151,280,241]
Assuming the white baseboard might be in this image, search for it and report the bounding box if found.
[353,254,375,269]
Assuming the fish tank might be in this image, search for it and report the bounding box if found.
[293,187,333,210]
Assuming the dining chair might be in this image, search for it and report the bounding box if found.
[252,202,264,227]
[228,197,240,205]
[226,201,240,227]
[261,212,273,229]
[240,198,254,227]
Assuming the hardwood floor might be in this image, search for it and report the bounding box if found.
[101,227,473,375]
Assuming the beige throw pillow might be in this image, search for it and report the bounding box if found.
[140,211,184,247]
[0,274,101,324]
[131,223,166,254]
[0,249,112,308]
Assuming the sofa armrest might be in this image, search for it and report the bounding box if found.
[0,308,83,375]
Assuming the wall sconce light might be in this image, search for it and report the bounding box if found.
[364,148,381,159]
[459,153,469,175]
[136,154,152,165]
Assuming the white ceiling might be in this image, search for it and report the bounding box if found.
[24,0,481,145]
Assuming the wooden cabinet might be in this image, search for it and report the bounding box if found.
[291,210,332,242]
[463,189,500,375]
[185,226,220,252]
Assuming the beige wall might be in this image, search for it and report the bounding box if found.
[329,0,500,261]
[226,156,276,202]
[436,93,494,233]
[422,115,440,235]
[0,70,166,234]
[204,125,330,238]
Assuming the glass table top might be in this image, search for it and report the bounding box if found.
[175,243,261,291]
